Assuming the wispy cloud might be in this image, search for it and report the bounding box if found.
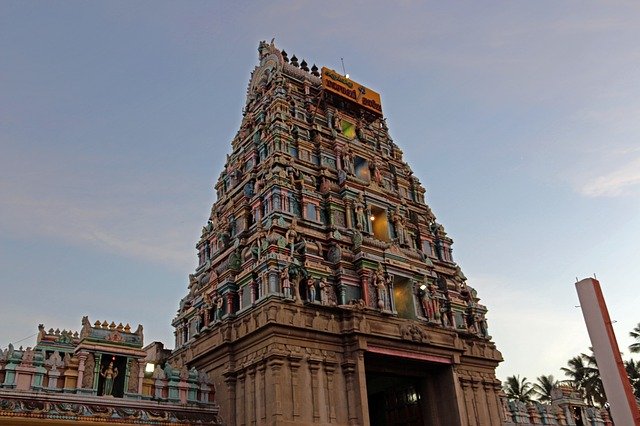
[578,156,640,197]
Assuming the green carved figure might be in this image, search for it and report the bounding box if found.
[100,361,118,396]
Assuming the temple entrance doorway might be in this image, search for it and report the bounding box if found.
[365,352,461,426]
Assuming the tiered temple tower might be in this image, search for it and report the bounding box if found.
[170,40,504,426]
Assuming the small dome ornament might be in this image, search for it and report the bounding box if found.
[281,50,289,63]
[290,55,299,67]
[311,64,319,77]
[300,60,309,72]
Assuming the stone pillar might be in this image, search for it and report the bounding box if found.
[308,356,322,422]
[345,201,353,229]
[76,352,87,389]
[267,356,285,423]
[324,359,338,423]
[237,370,246,426]
[223,372,237,426]
[358,269,371,307]
[256,363,267,424]
[247,367,256,425]
[137,360,146,395]
[289,354,303,420]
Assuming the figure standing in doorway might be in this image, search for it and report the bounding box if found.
[100,361,118,396]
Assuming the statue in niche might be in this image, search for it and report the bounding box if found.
[341,148,355,175]
[280,267,292,299]
[391,206,406,245]
[440,299,454,328]
[475,313,489,337]
[353,194,366,231]
[100,361,118,396]
[421,282,441,323]
[82,353,95,389]
[229,248,242,270]
[371,157,383,185]
[214,294,224,322]
[217,216,230,247]
[319,277,333,306]
[307,278,317,302]
[332,114,341,132]
[285,218,306,258]
[356,117,365,141]
[372,264,389,310]
[251,223,267,260]
[287,262,308,302]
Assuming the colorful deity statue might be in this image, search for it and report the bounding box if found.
[100,361,118,396]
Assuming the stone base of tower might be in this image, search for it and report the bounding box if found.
[171,298,503,426]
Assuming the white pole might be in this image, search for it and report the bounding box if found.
[575,278,640,425]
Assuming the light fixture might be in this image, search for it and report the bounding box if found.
[145,363,155,374]
[370,215,375,221]
[420,284,427,291]
[345,74,350,79]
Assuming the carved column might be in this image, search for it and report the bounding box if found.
[308,356,322,422]
[226,291,235,316]
[76,351,87,389]
[223,372,237,426]
[485,381,501,423]
[345,200,353,229]
[289,354,303,420]
[357,269,371,307]
[256,362,267,423]
[267,356,285,423]
[137,359,146,395]
[342,360,359,425]
[324,359,338,423]
[247,366,256,425]
[237,370,246,426]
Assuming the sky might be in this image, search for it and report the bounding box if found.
[2,1,639,385]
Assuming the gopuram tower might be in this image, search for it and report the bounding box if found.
[170,40,504,426]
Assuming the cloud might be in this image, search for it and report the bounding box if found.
[579,156,640,197]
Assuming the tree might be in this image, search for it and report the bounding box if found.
[503,375,535,403]
[625,358,640,399]
[561,350,606,406]
[630,323,640,354]
[532,375,557,403]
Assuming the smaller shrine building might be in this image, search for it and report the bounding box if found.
[0,317,222,425]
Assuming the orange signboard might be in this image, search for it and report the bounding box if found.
[321,67,382,115]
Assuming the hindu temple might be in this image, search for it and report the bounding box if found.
[0,317,222,424]
[166,40,504,426]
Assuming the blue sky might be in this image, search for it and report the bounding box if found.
[2,1,639,383]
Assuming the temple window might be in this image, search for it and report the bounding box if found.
[305,203,318,221]
[341,120,356,139]
[421,240,432,256]
[370,205,390,242]
[354,156,370,181]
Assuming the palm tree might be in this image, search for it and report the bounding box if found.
[625,359,640,399]
[561,351,606,406]
[630,323,640,354]
[532,375,557,403]
[503,375,535,403]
